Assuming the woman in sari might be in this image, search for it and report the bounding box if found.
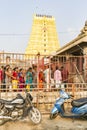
[25,67,33,91]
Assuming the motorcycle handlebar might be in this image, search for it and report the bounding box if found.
[25,88,33,102]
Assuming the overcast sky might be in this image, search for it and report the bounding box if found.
[0,0,87,53]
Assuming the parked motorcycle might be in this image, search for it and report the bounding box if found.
[0,90,42,125]
[50,89,87,119]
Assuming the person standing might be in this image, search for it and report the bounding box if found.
[18,68,25,91]
[43,65,50,89]
[12,67,19,91]
[38,70,44,89]
[61,66,69,88]
[32,65,37,88]
[0,66,3,90]
[5,67,12,91]
[25,67,33,91]
[54,66,62,88]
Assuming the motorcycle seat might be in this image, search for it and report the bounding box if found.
[0,94,24,105]
[71,97,87,107]
[0,98,17,104]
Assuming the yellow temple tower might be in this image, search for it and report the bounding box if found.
[25,14,60,56]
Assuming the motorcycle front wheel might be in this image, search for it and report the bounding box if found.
[50,112,58,119]
[28,107,41,124]
[82,113,87,120]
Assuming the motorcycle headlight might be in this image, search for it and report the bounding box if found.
[28,93,33,101]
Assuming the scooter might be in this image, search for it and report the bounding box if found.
[50,89,87,119]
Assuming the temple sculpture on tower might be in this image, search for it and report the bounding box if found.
[25,14,60,56]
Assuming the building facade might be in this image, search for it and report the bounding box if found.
[53,21,87,83]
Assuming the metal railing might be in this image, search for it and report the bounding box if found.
[0,52,87,113]
[0,83,87,114]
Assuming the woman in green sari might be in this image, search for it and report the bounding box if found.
[25,67,33,91]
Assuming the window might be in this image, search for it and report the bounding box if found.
[44,39,46,41]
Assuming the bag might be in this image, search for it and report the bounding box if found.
[26,84,30,91]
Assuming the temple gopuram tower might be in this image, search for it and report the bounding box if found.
[25,14,60,56]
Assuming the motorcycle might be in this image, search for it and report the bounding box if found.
[0,90,42,125]
[50,89,87,119]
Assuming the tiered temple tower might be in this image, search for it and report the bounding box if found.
[25,14,60,56]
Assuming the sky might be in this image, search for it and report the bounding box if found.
[0,0,87,53]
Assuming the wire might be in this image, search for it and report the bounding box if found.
[0,30,80,36]
[0,34,29,36]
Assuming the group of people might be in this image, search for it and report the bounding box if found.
[0,65,37,91]
[38,65,69,90]
[0,64,69,91]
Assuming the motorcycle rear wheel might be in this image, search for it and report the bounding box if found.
[0,119,5,125]
[28,107,41,124]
